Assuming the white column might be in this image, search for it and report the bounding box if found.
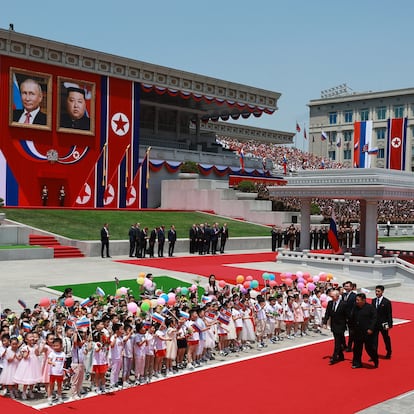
[300,198,311,251]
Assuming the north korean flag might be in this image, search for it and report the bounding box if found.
[386,118,407,171]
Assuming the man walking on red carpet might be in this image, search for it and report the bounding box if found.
[372,285,393,359]
[322,290,347,365]
[350,293,378,369]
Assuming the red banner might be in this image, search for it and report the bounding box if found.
[387,118,407,170]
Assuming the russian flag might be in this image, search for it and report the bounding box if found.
[191,323,202,333]
[18,299,27,309]
[80,297,94,308]
[22,322,32,332]
[296,122,301,133]
[152,312,165,324]
[13,73,23,110]
[201,295,211,304]
[76,317,90,328]
[321,131,328,141]
[354,121,373,168]
[66,316,77,328]
[179,310,190,320]
[96,287,105,297]
[327,217,340,253]
[143,319,152,329]
[368,147,379,155]
[218,310,231,325]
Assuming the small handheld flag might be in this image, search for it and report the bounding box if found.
[152,312,165,324]
[80,297,94,308]
[22,322,32,332]
[96,287,105,297]
[76,317,90,329]
[18,299,27,309]
[179,310,190,320]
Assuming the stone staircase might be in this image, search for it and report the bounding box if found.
[29,234,84,258]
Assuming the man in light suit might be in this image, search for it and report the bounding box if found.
[13,78,47,125]
[323,290,348,364]
[372,285,393,359]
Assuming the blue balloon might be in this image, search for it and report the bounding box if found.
[161,293,169,302]
[269,274,275,281]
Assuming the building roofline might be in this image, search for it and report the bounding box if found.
[308,87,414,107]
[0,28,280,110]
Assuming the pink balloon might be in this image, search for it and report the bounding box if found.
[319,273,327,282]
[127,302,138,313]
[301,288,309,295]
[167,297,176,306]
[285,278,293,286]
[297,277,305,284]
[307,282,316,291]
[296,271,303,278]
[320,294,328,302]
[218,280,226,288]
[243,281,250,288]
[313,275,320,283]
[167,292,176,299]
[269,280,277,287]
[246,275,253,281]
[321,301,328,308]
[143,278,153,289]
[157,297,166,306]
[297,282,304,290]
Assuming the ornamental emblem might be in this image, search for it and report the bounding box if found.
[46,149,59,163]
[391,137,401,148]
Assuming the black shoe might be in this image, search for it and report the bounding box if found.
[107,256,112,258]
[329,359,337,365]
[385,354,391,359]
[345,347,352,352]
[352,364,362,369]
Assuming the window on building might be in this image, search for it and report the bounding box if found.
[343,130,353,142]
[394,105,404,118]
[344,149,352,160]
[360,109,369,121]
[344,110,353,123]
[378,148,385,159]
[376,106,386,120]
[328,150,336,160]
[376,128,386,140]
[330,131,337,144]
[329,112,337,124]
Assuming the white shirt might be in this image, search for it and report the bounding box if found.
[18,107,41,124]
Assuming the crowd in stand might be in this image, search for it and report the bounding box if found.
[1,273,355,405]
[216,136,414,224]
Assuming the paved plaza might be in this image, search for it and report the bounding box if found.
[1,241,413,413]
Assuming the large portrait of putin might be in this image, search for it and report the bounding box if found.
[9,68,52,130]
[58,77,95,135]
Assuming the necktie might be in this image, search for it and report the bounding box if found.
[24,112,31,124]
[376,298,380,308]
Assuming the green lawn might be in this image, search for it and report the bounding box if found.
[49,276,204,300]
[378,236,414,242]
[3,209,270,240]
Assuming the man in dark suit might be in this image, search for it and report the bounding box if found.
[13,78,47,125]
[128,223,137,257]
[342,280,357,351]
[148,227,157,258]
[168,225,177,257]
[60,87,90,130]
[189,224,197,254]
[372,285,393,359]
[271,225,278,252]
[100,223,110,258]
[350,293,378,368]
[323,290,348,364]
[219,223,229,253]
[157,225,165,257]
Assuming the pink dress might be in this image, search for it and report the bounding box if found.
[293,301,304,323]
[0,347,20,385]
[13,344,42,385]
[165,327,177,360]
[40,344,52,383]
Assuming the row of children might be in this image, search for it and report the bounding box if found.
[0,281,336,404]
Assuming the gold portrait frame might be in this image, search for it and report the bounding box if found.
[9,68,52,130]
[57,76,95,135]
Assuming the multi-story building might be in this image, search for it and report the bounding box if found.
[308,88,414,171]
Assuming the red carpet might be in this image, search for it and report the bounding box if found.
[117,252,282,285]
[37,302,413,414]
[2,302,413,413]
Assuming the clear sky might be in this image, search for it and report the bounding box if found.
[2,0,414,151]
